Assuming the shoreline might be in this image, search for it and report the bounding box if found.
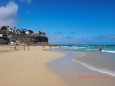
[49,49,115,77]
[48,48,115,86]
[73,59,115,77]
[75,52,115,77]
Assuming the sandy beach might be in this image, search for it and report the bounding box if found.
[0,0,114,86]
[1,46,115,86]
[0,46,66,86]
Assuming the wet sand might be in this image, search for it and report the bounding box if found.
[76,52,115,73]
[48,49,115,86]
[0,46,67,86]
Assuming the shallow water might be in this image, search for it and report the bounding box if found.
[47,48,115,86]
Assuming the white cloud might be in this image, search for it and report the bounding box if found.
[0,1,18,27]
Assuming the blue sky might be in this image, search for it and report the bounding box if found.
[0,0,115,44]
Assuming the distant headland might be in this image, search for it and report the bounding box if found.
[0,26,48,45]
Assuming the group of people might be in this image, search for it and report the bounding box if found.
[14,44,30,51]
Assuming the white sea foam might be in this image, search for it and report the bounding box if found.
[102,50,115,54]
[71,47,86,50]
[73,54,115,77]
[61,46,68,47]
[85,49,98,51]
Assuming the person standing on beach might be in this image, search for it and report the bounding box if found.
[27,44,30,51]
[100,46,103,52]
[50,45,52,48]
[14,43,17,50]
[23,44,25,51]
[23,44,30,51]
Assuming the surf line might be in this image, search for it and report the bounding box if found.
[73,53,115,77]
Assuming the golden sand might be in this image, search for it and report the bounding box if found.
[0,46,66,86]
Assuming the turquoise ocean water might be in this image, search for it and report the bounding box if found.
[53,45,115,77]
[60,45,115,53]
